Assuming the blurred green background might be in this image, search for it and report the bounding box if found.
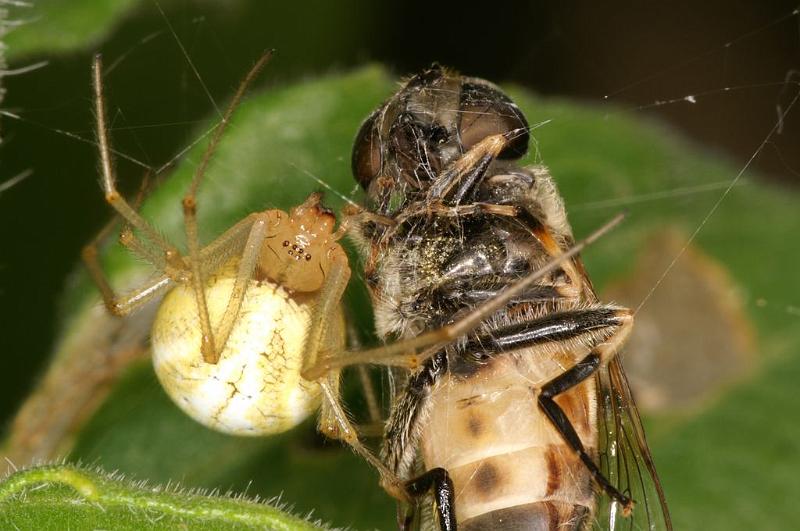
[1,1,799,529]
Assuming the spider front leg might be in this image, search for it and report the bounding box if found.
[82,225,173,316]
[299,247,409,502]
[179,51,272,364]
[89,56,189,314]
[92,55,184,268]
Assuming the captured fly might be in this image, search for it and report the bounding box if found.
[348,66,672,530]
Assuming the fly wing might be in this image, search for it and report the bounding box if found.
[595,356,672,531]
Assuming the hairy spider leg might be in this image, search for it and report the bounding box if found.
[90,51,274,364]
[180,51,273,363]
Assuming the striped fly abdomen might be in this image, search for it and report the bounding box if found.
[421,353,597,529]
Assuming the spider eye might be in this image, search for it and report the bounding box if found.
[352,110,382,190]
[458,81,529,160]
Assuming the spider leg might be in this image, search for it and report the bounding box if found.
[181,210,283,364]
[317,379,409,502]
[177,51,272,363]
[300,247,351,375]
[81,182,176,316]
[345,318,383,427]
[92,55,182,265]
[292,248,408,500]
[90,58,190,315]
[81,252,173,317]
[200,213,275,364]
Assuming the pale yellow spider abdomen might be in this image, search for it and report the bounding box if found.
[151,263,345,436]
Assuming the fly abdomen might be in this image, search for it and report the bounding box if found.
[420,355,597,529]
[460,500,590,531]
[442,446,594,527]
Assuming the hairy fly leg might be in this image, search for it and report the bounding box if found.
[402,467,457,531]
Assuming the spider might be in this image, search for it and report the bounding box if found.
[81,51,401,495]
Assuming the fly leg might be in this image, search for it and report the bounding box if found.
[456,304,635,510]
[538,351,634,513]
[376,355,453,529]
[462,305,632,359]
[381,351,451,529]
[402,468,457,531]
[381,303,630,530]
[388,129,527,231]
[301,213,624,380]
[511,304,635,512]
[426,129,525,204]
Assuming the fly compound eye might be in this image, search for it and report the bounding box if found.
[352,110,383,190]
[458,81,530,159]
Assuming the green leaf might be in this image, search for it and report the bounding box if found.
[3,0,379,71]
[6,67,798,529]
[0,464,328,530]
[3,0,141,59]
